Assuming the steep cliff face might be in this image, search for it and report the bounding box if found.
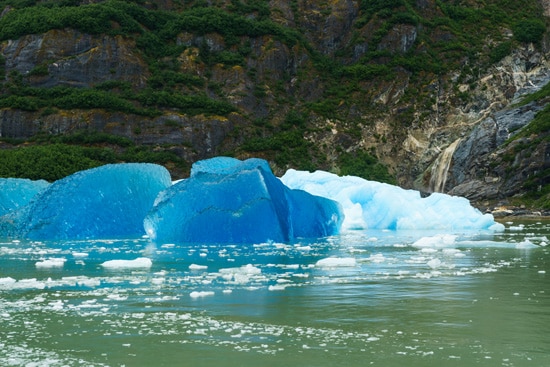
[2,30,149,88]
[0,0,549,207]
[418,44,550,205]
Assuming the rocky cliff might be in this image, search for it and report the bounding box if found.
[0,0,549,209]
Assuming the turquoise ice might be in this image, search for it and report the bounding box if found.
[0,163,172,240]
[0,178,50,216]
[144,157,344,244]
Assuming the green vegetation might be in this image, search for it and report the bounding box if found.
[0,144,111,181]
[513,19,546,44]
[338,150,396,184]
[241,110,322,171]
[512,82,550,140]
[0,131,188,181]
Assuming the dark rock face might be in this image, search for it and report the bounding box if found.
[0,109,242,164]
[2,30,149,88]
[446,100,549,201]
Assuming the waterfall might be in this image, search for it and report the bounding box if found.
[429,138,461,193]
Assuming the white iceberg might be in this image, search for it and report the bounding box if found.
[281,169,504,232]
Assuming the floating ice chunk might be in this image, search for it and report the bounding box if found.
[100,257,152,269]
[144,157,343,244]
[35,258,66,268]
[515,239,538,249]
[189,264,208,270]
[218,264,262,284]
[315,257,357,267]
[268,284,288,291]
[0,178,49,216]
[190,291,215,298]
[367,253,387,263]
[2,163,171,240]
[219,264,261,275]
[412,234,458,248]
[0,277,17,289]
[280,169,504,231]
[427,258,442,269]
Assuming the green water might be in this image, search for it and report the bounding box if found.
[1,219,548,366]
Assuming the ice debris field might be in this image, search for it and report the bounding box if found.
[0,156,503,243]
[2,157,549,366]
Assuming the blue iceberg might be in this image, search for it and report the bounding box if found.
[0,178,50,216]
[281,169,504,232]
[144,157,344,244]
[1,163,172,240]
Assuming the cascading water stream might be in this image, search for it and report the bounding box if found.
[429,138,461,193]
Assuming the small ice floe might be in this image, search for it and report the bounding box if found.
[190,291,215,298]
[268,284,288,291]
[189,264,208,270]
[427,258,442,269]
[100,257,152,269]
[0,277,17,289]
[515,239,539,249]
[218,264,262,284]
[35,258,66,268]
[508,224,525,231]
[72,252,89,258]
[412,234,457,248]
[367,253,386,263]
[315,257,356,267]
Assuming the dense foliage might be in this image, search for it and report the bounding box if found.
[0,132,188,181]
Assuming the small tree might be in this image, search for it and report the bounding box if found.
[513,19,546,44]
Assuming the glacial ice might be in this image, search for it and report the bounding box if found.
[144,157,344,244]
[1,163,172,240]
[0,178,50,216]
[0,156,504,244]
[280,169,504,231]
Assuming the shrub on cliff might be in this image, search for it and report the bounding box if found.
[513,19,546,44]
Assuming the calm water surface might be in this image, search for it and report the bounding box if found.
[1,219,548,366]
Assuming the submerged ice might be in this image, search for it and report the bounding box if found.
[144,157,343,243]
[280,169,503,232]
[0,163,172,240]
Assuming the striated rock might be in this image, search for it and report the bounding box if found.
[377,24,418,53]
[0,108,242,166]
[1,30,149,88]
